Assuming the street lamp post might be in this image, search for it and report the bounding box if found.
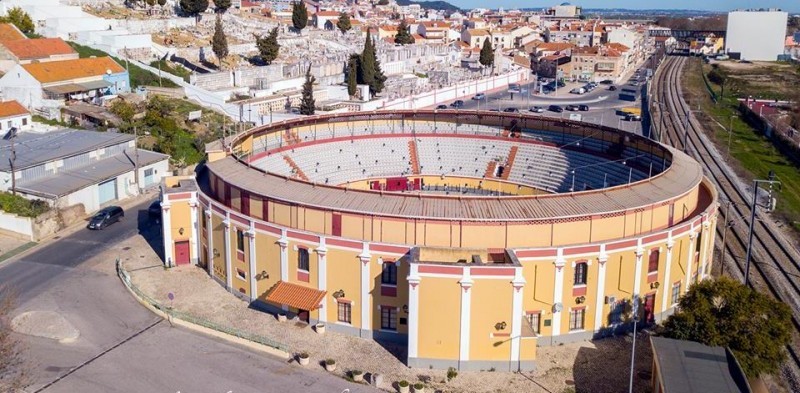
[743,172,780,286]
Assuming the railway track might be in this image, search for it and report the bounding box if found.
[651,55,800,390]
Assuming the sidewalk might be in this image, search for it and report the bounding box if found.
[123,235,655,393]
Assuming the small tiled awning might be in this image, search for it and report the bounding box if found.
[78,80,112,90]
[265,281,326,311]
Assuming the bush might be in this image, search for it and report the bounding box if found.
[324,359,335,365]
[299,352,309,358]
[446,366,457,381]
[413,383,424,389]
[0,192,50,218]
[398,380,409,387]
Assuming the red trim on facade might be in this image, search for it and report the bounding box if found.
[380,285,397,297]
[571,306,586,311]
[572,286,587,297]
[230,213,249,226]
[168,192,192,201]
[297,270,310,282]
[255,222,281,235]
[369,243,409,255]
[564,245,600,256]
[472,267,515,276]
[514,249,558,258]
[288,231,320,244]
[418,265,463,275]
[647,272,658,283]
[525,310,541,315]
[211,204,226,215]
[606,239,638,251]
[642,232,668,245]
[198,195,208,205]
[327,238,362,250]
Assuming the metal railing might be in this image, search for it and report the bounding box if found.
[116,259,289,353]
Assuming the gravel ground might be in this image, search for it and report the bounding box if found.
[124,235,653,393]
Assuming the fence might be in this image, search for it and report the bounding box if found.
[116,259,289,353]
[698,60,718,103]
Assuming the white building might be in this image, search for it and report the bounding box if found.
[726,9,788,61]
[0,129,169,213]
[0,100,32,132]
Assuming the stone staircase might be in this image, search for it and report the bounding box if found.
[282,156,309,181]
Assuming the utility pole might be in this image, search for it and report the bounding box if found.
[5,127,18,196]
[134,125,140,193]
[727,115,734,155]
[628,296,639,393]
[719,200,732,276]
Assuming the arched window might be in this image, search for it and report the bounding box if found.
[574,261,588,285]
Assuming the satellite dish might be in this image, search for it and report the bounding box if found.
[552,302,563,313]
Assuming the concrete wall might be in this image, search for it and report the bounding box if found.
[0,203,85,241]
[726,11,788,61]
[0,211,33,240]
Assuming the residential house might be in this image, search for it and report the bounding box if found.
[0,37,78,73]
[418,21,449,43]
[0,128,169,213]
[462,28,490,48]
[0,57,130,112]
[313,10,341,30]
[378,25,399,40]
[0,100,32,132]
[545,21,601,47]
[536,53,571,79]
[607,28,644,64]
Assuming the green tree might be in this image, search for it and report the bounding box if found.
[394,19,415,45]
[358,30,386,96]
[158,0,167,5]
[479,37,494,70]
[347,54,359,98]
[255,27,280,65]
[291,1,308,31]
[377,0,389,5]
[214,0,231,13]
[211,15,228,67]
[110,100,136,129]
[662,277,792,377]
[336,12,352,34]
[299,65,316,115]
[0,7,34,35]
[179,0,209,16]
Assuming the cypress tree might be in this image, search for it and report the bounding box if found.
[211,14,228,67]
[291,1,308,31]
[347,54,359,98]
[180,0,208,15]
[300,65,316,115]
[336,12,352,34]
[394,19,415,45]
[359,30,375,87]
[479,37,494,68]
[256,27,280,65]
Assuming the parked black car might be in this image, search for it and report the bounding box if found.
[608,85,618,91]
[578,105,590,111]
[450,100,465,108]
[436,104,448,110]
[87,206,124,230]
[148,200,162,218]
[548,105,564,113]
[503,107,520,113]
[565,105,579,111]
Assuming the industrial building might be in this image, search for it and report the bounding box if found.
[159,111,717,372]
[726,9,788,61]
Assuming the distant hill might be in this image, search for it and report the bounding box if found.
[395,0,460,13]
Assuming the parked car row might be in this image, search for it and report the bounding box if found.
[570,82,599,95]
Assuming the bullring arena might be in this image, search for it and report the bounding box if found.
[160,110,718,372]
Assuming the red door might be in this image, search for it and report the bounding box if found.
[174,241,191,265]
[644,294,656,324]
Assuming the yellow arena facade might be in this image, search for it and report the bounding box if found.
[160,110,718,372]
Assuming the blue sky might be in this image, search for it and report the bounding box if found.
[443,0,799,12]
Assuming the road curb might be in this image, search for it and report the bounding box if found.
[115,259,292,361]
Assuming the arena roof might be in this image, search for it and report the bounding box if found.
[206,146,703,222]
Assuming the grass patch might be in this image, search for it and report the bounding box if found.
[683,58,800,232]
[0,242,37,263]
[32,115,81,129]
[67,41,179,88]
[0,192,50,217]
[149,60,192,83]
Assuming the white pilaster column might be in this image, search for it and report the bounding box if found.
[458,267,473,365]
[277,229,289,311]
[593,245,608,332]
[661,235,675,314]
[189,197,199,264]
[222,217,232,291]
[633,240,644,299]
[551,249,566,337]
[161,200,173,267]
[316,237,328,323]
[699,219,711,281]
[686,230,697,290]
[510,267,526,370]
[407,264,421,359]
[358,243,371,334]
[205,209,213,276]
[247,225,257,301]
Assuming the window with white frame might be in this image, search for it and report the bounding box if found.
[298,248,309,271]
[381,263,397,285]
[337,302,351,323]
[574,261,588,286]
[569,308,585,331]
[671,283,681,305]
[381,307,397,331]
[525,312,541,334]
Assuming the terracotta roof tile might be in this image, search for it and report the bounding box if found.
[0,23,25,44]
[0,100,29,118]
[22,57,125,84]
[3,38,76,60]
[265,281,326,311]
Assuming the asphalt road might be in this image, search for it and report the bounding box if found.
[1,198,372,393]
